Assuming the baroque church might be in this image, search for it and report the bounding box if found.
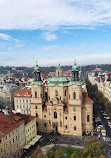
[31,60,93,136]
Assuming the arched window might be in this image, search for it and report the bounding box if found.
[35,91,37,98]
[74,116,76,121]
[35,106,37,109]
[54,111,57,119]
[87,115,90,122]
[73,92,76,99]
[58,71,59,76]
[65,90,66,96]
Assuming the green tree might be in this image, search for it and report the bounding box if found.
[83,138,107,158]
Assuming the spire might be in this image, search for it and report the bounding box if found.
[74,58,76,65]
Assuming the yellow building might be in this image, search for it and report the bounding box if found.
[15,113,38,147]
[31,60,93,136]
[0,110,25,158]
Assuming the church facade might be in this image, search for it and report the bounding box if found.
[31,61,93,136]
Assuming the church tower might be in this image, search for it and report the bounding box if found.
[56,63,63,77]
[31,60,45,130]
[71,59,79,81]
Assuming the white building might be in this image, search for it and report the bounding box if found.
[14,88,31,115]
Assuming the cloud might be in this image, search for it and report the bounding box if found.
[1,52,111,66]
[38,53,111,66]
[0,33,12,40]
[0,0,111,30]
[43,32,57,41]
[41,45,60,52]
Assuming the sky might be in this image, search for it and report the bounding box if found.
[0,0,111,67]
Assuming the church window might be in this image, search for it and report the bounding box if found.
[54,111,57,119]
[74,126,76,131]
[35,106,37,109]
[60,121,62,126]
[65,90,67,96]
[74,116,76,121]
[65,125,68,130]
[44,115,46,118]
[69,95,70,99]
[36,113,38,117]
[87,115,90,122]
[65,117,67,120]
[44,123,47,128]
[73,108,76,111]
[58,71,59,76]
[73,92,76,99]
[35,91,37,98]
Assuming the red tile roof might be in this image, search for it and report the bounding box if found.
[0,111,24,137]
[82,91,94,104]
[14,88,31,97]
[14,113,36,125]
[8,110,25,126]
[95,77,100,81]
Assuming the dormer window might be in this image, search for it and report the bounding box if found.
[17,93,21,96]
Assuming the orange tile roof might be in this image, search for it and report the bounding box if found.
[0,133,3,139]
[8,110,25,126]
[14,88,31,97]
[0,112,20,137]
[14,113,36,125]
[82,91,94,104]
[95,77,100,81]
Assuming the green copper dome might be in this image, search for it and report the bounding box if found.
[48,76,70,87]
[72,59,78,71]
[56,63,62,70]
[31,59,44,86]
[34,64,40,72]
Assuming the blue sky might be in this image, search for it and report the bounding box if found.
[0,0,111,66]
